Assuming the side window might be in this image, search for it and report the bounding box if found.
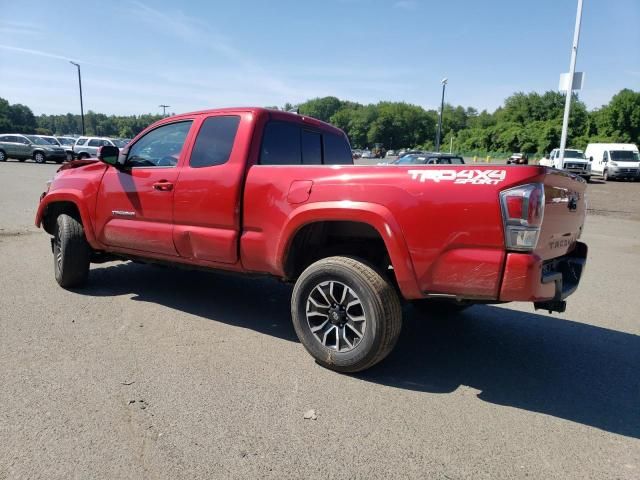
[190,115,240,168]
[127,121,193,168]
[323,133,352,165]
[88,139,101,147]
[450,157,464,164]
[76,138,88,146]
[18,136,29,144]
[301,130,322,165]
[259,121,301,165]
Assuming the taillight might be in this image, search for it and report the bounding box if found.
[500,183,545,251]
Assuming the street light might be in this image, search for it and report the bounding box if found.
[558,0,584,164]
[435,78,448,152]
[69,61,85,135]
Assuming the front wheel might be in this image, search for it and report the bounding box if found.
[34,152,46,164]
[291,256,402,373]
[53,214,90,288]
[602,170,608,182]
[0,149,6,161]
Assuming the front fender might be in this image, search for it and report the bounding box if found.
[36,190,100,248]
[277,201,422,299]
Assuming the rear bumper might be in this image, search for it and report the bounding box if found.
[499,242,587,303]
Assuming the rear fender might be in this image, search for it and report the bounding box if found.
[278,201,422,299]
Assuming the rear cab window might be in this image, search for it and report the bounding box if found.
[190,115,241,168]
[259,120,352,166]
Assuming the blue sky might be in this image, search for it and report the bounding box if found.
[0,0,638,116]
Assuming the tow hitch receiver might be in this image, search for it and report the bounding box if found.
[534,300,567,314]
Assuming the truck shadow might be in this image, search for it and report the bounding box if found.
[82,262,639,439]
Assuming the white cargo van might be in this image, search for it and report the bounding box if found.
[584,143,640,181]
[539,148,591,181]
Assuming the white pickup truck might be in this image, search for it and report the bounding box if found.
[539,148,591,181]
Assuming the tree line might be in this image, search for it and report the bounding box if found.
[1,88,638,155]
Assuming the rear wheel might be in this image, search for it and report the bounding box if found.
[0,149,6,161]
[34,151,46,164]
[53,214,90,288]
[291,256,402,373]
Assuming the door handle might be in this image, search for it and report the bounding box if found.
[153,181,174,191]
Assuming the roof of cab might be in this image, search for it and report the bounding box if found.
[166,107,346,136]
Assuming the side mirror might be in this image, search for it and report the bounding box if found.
[97,145,120,166]
[589,156,593,162]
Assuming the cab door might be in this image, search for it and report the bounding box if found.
[172,114,246,264]
[94,120,194,256]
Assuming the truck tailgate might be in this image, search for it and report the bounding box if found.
[536,170,587,261]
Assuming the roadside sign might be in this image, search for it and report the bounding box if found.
[559,72,584,92]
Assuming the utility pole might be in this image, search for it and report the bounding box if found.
[559,0,584,163]
[69,61,85,135]
[159,104,170,117]
[435,78,447,152]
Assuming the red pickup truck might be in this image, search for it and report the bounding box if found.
[36,108,588,372]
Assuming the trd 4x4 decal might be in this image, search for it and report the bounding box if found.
[408,169,507,185]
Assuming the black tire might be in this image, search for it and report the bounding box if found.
[34,151,46,164]
[53,214,90,288]
[78,153,89,159]
[0,149,6,162]
[411,298,472,317]
[291,256,402,373]
[584,176,591,183]
[602,169,608,182]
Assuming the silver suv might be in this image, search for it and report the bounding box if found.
[73,137,120,159]
[0,134,67,164]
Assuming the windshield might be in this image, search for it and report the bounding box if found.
[610,150,639,162]
[564,150,586,159]
[113,139,128,148]
[40,137,60,145]
[26,135,52,145]
[57,137,75,146]
[394,155,425,165]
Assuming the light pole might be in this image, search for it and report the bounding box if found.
[435,78,447,152]
[69,61,85,135]
[559,0,584,163]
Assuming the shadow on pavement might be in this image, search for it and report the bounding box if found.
[82,261,639,439]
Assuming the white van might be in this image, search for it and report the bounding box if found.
[539,148,591,181]
[584,143,640,181]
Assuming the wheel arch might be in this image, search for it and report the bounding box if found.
[37,192,99,248]
[278,202,421,299]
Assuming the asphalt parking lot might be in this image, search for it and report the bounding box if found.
[1,160,639,479]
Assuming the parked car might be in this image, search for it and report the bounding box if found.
[0,134,67,163]
[539,148,591,182]
[56,136,78,161]
[507,153,528,165]
[385,150,397,158]
[361,149,373,159]
[36,107,588,373]
[73,137,120,159]
[584,143,640,181]
[393,153,465,165]
[398,150,424,158]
